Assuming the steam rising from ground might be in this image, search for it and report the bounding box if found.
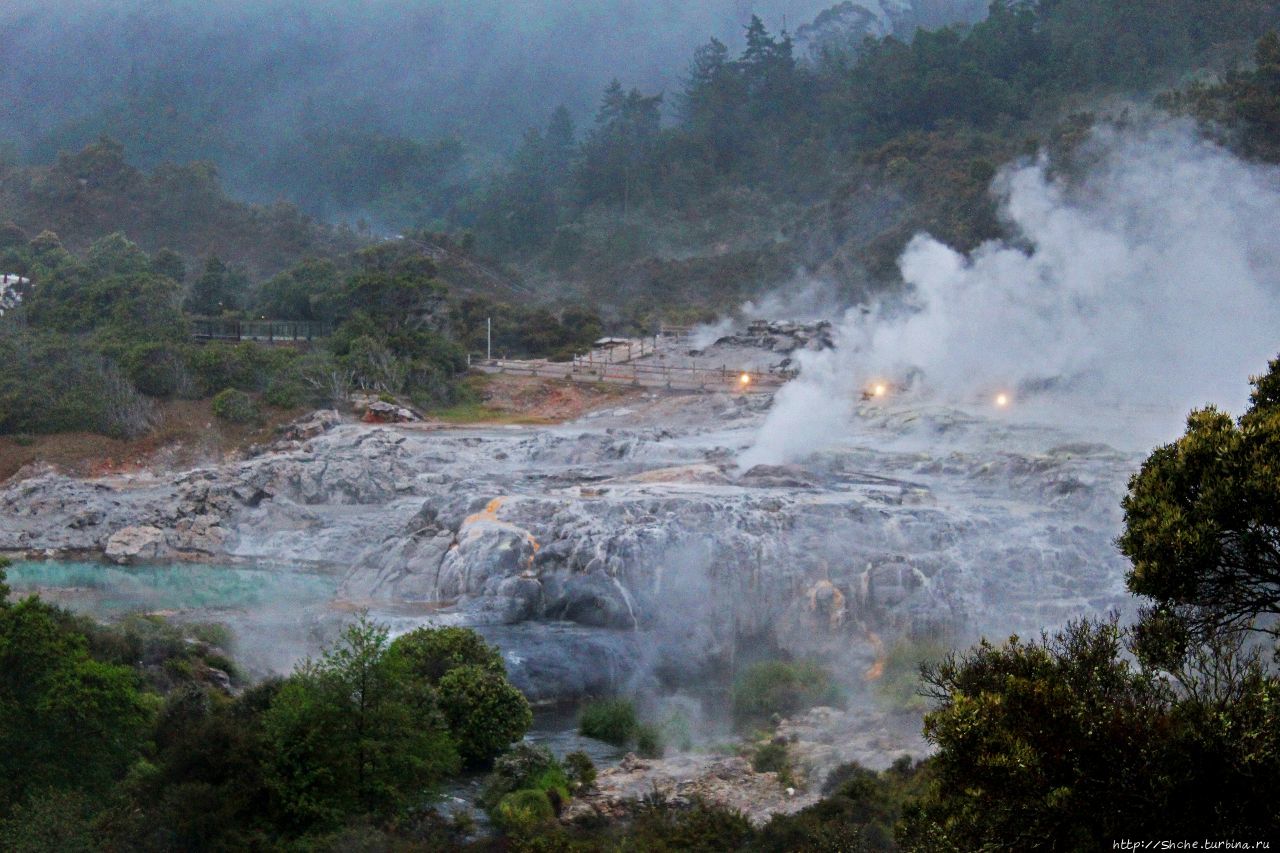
[745,123,1280,465]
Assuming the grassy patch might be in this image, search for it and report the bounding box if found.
[425,400,552,425]
[732,660,841,727]
[579,698,639,746]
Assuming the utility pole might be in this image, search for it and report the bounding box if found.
[487,317,492,362]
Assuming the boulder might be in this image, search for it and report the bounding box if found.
[362,401,418,423]
[280,409,341,442]
[104,525,167,564]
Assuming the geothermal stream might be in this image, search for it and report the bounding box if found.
[0,331,1145,818]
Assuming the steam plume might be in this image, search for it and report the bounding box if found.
[745,123,1280,465]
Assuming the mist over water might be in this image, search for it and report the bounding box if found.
[745,123,1280,465]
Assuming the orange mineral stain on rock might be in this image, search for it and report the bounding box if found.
[464,496,508,525]
[864,630,886,682]
[462,496,540,567]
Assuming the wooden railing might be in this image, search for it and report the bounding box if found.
[475,356,794,392]
[192,319,333,345]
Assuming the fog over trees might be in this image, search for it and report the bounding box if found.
[0,1,986,207]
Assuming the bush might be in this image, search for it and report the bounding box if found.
[263,379,307,409]
[436,664,532,767]
[579,698,639,746]
[481,743,569,812]
[731,660,840,726]
[629,796,755,852]
[493,788,555,836]
[752,741,789,774]
[564,751,596,792]
[876,636,952,712]
[389,626,506,685]
[210,388,259,424]
[635,723,664,759]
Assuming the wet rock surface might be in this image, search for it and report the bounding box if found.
[0,393,1141,708]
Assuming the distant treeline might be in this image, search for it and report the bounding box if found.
[0,228,602,438]
[3,1,1279,315]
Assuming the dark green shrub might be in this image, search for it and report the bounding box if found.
[436,664,532,766]
[493,788,555,836]
[752,741,789,774]
[263,379,306,409]
[210,388,259,424]
[388,626,506,685]
[564,751,596,792]
[117,341,190,398]
[636,723,665,758]
[480,743,566,811]
[630,797,755,852]
[731,660,840,726]
[578,698,638,746]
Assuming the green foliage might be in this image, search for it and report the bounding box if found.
[480,743,568,812]
[260,614,460,831]
[210,387,260,424]
[494,787,557,836]
[755,759,929,852]
[876,636,952,713]
[579,697,639,746]
[0,596,153,815]
[563,750,596,792]
[1164,32,1280,163]
[0,788,97,853]
[1120,354,1280,645]
[388,624,506,685]
[751,740,789,775]
[627,796,755,852]
[907,618,1280,848]
[263,377,307,409]
[0,328,152,437]
[731,659,840,726]
[635,723,665,759]
[436,663,533,766]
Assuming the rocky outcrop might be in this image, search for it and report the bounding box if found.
[563,753,808,827]
[0,395,1139,706]
[104,525,167,564]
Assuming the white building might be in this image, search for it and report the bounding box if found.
[0,273,31,316]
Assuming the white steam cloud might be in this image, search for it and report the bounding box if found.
[744,123,1280,465]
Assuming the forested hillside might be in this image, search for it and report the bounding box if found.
[3,0,1280,441]
[4,1,1279,316]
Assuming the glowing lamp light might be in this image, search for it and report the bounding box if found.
[739,372,752,386]
[995,392,1011,408]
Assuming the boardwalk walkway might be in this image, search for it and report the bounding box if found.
[192,319,332,346]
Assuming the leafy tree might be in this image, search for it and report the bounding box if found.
[389,626,530,766]
[437,665,532,766]
[578,80,664,211]
[388,625,505,684]
[1164,31,1280,163]
[1120,355,1280,644]
[184,256,242,316]
[0,593,153,815]
[149,248,187,284]
[254,257,341,321]
[261,614,459,831]
[904,617,1280,848]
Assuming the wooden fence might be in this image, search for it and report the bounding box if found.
[475,356,794,392]
[192,320,333,345]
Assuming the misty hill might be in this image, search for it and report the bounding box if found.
[2,0,1278,320]
[0,1,986,208]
